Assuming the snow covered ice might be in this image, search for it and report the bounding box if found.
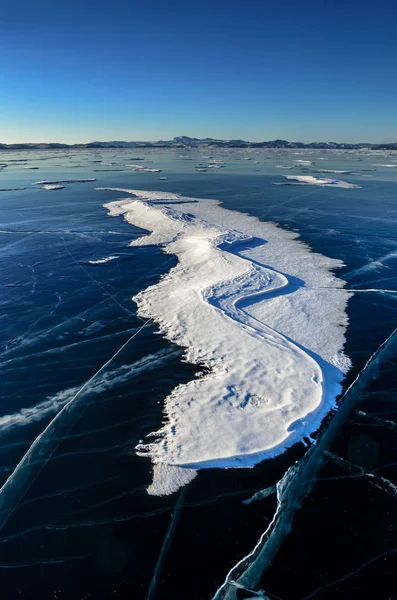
[100,188,352,494]
[283,175,360,188]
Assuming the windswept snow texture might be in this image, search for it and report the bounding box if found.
[101,188,351,486]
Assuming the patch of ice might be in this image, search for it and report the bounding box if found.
[131,165,162,173]
[88,255,119,264]
[329,351,352,372]
[147,464,197,496]
[40,184,65,190]
[98,188,352,494]
[315,169,357,175]
[372,164,397,167]
[283,175,360,188]
[33,179,96,185]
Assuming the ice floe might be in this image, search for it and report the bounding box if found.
[131,165,162,173]
[294,160,313,166]
[314,169,358,175]
[283,175,360,188]
[100,188,352,494]
[88,256,119,264]
[33,179,96,185]
[372,164,397,167]
[147,464,197,496]
[40,184,65,190]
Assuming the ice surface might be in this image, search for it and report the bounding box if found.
[0,387,80,434]
[100,188,351,493]
[0,350,174,436]
[315,169,358,175]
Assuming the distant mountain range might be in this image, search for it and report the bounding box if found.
[1,136,396,150]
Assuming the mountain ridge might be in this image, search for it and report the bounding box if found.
[0,136,396,150]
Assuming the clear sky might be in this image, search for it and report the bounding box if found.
[1,0,396,143]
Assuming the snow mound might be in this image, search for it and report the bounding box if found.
[99,188,352,494]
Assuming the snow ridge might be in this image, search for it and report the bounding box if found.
[100,188,352,494]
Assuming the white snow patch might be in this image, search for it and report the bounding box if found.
[147,464,197,496]
[284,175,360,188]
[40,184,65,190]
[88,255,119,264]
[99,188,352,493]
[372,164,397,167]
[131,165,162,173]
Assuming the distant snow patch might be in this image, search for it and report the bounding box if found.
[88,255,119,264]
[294,160,313,166]
[40,184,65,190]
[33,179,96,185]
[283,175,360,188]
[372,164,397,167]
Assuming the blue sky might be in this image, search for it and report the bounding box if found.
[1,0,396,143]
